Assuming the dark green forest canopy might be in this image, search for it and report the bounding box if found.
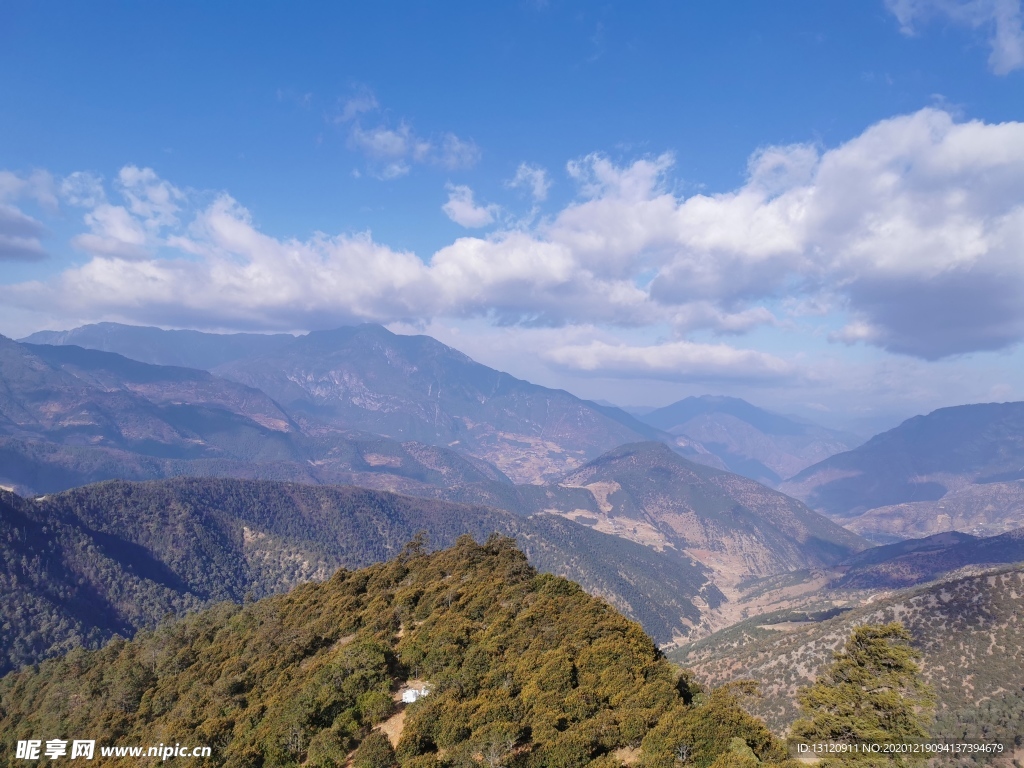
[0,536,788,768]
[0,478,718,675]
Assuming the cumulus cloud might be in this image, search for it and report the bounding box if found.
[71,203,150,260]
[8,107,1024,363]
[117,165,184,228]
[886,0,1024,74]
[507,163,551,201]
[542,339,793,382]
[442,185,499,227]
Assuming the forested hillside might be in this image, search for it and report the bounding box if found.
[0,537,790,768]
[671,564,1024,753]
[0,479,719,673]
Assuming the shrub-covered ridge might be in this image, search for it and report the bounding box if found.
[0,536,788,768]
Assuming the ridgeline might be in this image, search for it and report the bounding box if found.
[0,537,789,768]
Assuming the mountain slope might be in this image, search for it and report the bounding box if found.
[212,324,708,482]
[670,564,1024,751]
[0,537,789,768]
[0,478,720,673]
[522,441,866,592]
[781,402,1024,523]
[639,396,858,485]
[844,480,1024,542]
[0,336,531,500]
[1,335,300,461]
[833,526,1024,589]
[20,323,720,482]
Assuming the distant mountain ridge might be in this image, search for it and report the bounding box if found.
[781,402,1024,539]
[23,322,296,369]
[0,334,525,500]
[19,323,722,482]
[844,480,1024,542]
[833,526,1024,589]
[638,395,858,486]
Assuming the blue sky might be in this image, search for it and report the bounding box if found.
[2,0,1024,433]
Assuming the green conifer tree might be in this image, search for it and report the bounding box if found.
[789,622,934,765]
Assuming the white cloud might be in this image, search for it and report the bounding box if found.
[336,92,378,123]
[886,0,1024,74]
[542,339,794,383]
[117,166,184,228]
[346,123,479,179]
[60,172,106,208]
[830,320,882,345]
[71,203,150,260]
[349,123,427,161]
[442,185,499,228]
[9,107,1024,363]
[0,170,57,209]
[507,163,551,201]
[438,133,482,170]
[339,94,480,178]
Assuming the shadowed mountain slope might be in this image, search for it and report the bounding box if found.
[781,402,1024,523]
[639,395,858,486]
[833,526,1024,589]
[0,478,720,673]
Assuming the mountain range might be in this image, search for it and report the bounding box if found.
[1,326,869,601]
[5,320,1024,757]
[781,402,1024,541]
[20,323,722,483]
[0,477,720,674]
[0,334,523,503]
